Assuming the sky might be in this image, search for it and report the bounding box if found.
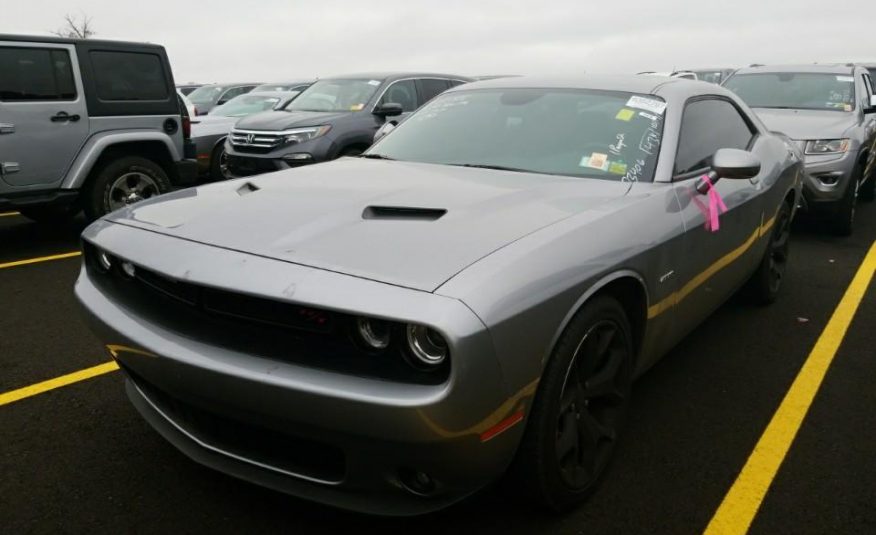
[3,1,874,83]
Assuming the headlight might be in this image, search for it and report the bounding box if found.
[805,139,849,155]
[405,324,448,367]
[283,125,331,145]
[355,317,391,350]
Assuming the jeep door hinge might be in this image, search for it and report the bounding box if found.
[0,162,21,176]
[0,123,15,134]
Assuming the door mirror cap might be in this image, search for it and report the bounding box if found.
[713,148,761,179]
[373,102,403,117]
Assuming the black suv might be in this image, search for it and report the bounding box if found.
[0,34,197,222]
[224,72,470,177]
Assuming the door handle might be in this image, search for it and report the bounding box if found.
[0,123,14,134]
[50,112,80,123]
[1,162,21,175]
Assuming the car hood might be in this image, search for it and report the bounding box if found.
[753,108,854,140]
[107,159,629,292]
[191,115,238,137]
[233,110,353,131]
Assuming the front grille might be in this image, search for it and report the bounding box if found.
[229,129,286,153]
[132,372,346,483]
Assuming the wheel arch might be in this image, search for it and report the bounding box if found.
[62,132,180,190]
[543,271,649,370]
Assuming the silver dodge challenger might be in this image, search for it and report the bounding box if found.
[76,76,802,515]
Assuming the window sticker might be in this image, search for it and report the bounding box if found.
[626,95,667,115]
[368,80,381,86]
[615,108,635,121]
[580,152,609,170]
[844,104,852,112]
[638,111,658,122]
[836,75,854,82]
[350,103,365,111]
[608,161,628,175]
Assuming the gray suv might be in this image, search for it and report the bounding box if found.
[0,34,198,222]
[224,73,470,177]
[724,64,876,235]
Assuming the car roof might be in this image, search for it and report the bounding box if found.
[321,72,472,82]
[257,80,314,86]
[199,82,262,88]
[734,63,855,75]
[457,74,704,94]
[0,33,165,49]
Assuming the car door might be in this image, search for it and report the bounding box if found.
[0,41,88,187]
[669,97,765,335]
[860,72,876,179]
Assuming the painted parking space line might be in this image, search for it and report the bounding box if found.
[0,361,119,407]
[703,240,876,535]
[0,211,20,217]
[0,251,81,270]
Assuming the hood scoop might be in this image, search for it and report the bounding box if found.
[236,182,260,196]
[362,206,447,221]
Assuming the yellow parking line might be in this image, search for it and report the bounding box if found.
[0,251,81,270]
[704,240,876,535]
[0,211,20,217]
[0,361,119,407]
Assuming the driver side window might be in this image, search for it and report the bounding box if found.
[674,98,755,177]
[378,80,418,112]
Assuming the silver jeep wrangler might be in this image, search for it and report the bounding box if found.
[0,34,197,222]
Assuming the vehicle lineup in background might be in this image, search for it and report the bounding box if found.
[223,73,470,177]
[0,34,198,222]
[724,64,876,235]
[77,75,802,515]
[191,90,307,181]
[187,82,261,116]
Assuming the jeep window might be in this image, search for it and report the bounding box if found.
[210,94,281,117]
[90,51,168,101]
[286,79,381,113]
[725,72,856,112]
[0,47,76,101]
[370,88,664,182]
[378,80,418,112]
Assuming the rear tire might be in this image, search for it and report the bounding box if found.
[506,295,633,511]
[745,201,792,305]
[84,156,170,221]
[860,163,875,202]
[830,165,861,236]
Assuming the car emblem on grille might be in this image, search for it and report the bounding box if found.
[246,133,255,144]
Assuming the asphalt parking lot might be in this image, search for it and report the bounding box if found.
[1,205,874,534]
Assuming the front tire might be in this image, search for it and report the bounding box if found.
[830,165,861,236]
[746,201,792,305]
[209,142,232,181]
[507,295,634,511]
[84,156,170,221]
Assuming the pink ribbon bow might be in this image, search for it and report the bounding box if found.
[692,175,727,232]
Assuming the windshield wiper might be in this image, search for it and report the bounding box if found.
[451,163,531,173]
[359,153,395,160]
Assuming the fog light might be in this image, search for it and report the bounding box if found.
[399,467,437,496]
[97,250,113,272]
[121,261,136,279]
[282,153,312,162]
[405,324,448,367]
[356,317,391,350]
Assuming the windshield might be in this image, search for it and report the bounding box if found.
[725,73,856,111]
[187,85,226,105]
[370,88,665,182]
[286,78,382,112]
[209,94,282,117]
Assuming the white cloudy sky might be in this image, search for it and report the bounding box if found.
[3,1,874,83]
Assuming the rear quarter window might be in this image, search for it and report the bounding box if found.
[90,50,168,101]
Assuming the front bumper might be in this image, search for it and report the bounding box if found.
[799,148,857,211]
[224,136,336,177]
[75,221,526,515]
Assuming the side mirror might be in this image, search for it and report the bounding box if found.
[373,121,397,143]
[373,102,403,117]
[696,148,761,193]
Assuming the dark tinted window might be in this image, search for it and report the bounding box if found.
[0,47,76,101]
[675,99,754,176]
[868,69,876,91]
[90,50,168,101]
[419,79,450,103]
[379,80,418,112]
[447,79,466,88]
